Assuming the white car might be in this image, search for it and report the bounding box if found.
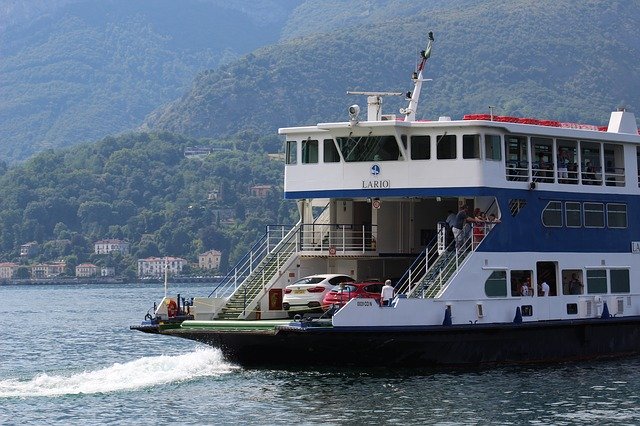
[282,274,355,317]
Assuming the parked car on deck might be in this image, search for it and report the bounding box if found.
[282,274,355,317]
[322,280,384,310]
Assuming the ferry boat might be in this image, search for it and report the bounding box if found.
[132,33,640,367]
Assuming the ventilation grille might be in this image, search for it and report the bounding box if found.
[509,199,526,217]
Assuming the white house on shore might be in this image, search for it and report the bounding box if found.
[76,263,98,277]
[94,239,130,255]
[137,256,187,278]
[198,249,222,271]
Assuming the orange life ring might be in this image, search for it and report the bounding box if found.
[167,300,178,318]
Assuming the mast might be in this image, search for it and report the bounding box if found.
[401,31,434,122]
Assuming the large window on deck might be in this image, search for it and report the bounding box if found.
[584,202,604,228]
[542,201,562,227]
[436,134,456,159]
[607,203,627,228]
[484,270,507,297]
[586,269,607,294]
[610,269,630,293]
[411,135,431,160]
[505,135,528,181]
[485,134,502,161]
[336,135,402,162]
[323,139,340,163]
[462,134,480,159]
[565,202,582,227]
[286,140,297,164]
[302,139,318,164]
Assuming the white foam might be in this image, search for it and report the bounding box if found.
[0,347,238,398]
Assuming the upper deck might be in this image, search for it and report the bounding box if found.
[280,111,640,200]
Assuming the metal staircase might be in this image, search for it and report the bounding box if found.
[210,224,300,319]
[395,224,479,299]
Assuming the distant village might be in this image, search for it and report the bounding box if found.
[0,239,223,281]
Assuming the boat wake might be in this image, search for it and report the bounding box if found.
[0,347,237,398]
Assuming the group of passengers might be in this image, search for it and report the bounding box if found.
[445,205,501,249]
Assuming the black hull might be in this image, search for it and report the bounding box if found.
[162,316,640,368]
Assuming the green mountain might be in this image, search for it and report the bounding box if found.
[0,0,300,163]
[143,0,640,140]
[0,131,292,275]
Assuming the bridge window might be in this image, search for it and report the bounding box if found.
[286,140,297,165]
[584,202,604,228]
[565,202,581,227]
[510,270,533,297]
[586,269,607,294]
[607,203,627,228]
[484,270,507,297]
[302,139,318,164]
[610,269,630,293]
[542,201,562,227]
[462,134,480,159]
[411,135,431,160]
[336,135,402,162]
[323,139,340,163]
[485,134,502,161]
[436,134,456,159]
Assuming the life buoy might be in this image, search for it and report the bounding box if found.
[167,300,178,318]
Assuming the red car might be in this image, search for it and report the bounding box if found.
[322,281,384,310]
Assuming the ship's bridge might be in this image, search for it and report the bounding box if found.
[280,110,640,200]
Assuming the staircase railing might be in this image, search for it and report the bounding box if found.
[208,223,298,298]
[396,222,495,299]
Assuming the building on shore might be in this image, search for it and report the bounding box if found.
[198,249,222,271]
[76,263,98,277]
[94,239,130,255]
[0,262,19,279]
[137,256,187,278]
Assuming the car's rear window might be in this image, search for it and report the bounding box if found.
[331,284,357,292]
[293,277,324,285]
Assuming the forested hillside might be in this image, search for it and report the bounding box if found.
[143,0,640,139]
[0,0,300,163]
[0,131,294,276]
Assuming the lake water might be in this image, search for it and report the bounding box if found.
[2,282,640,425]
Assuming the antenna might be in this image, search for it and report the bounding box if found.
[401,31,434,122]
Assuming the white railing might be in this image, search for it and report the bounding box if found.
[299,223,377,253]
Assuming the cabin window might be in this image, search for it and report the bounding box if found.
[580,141,601,185]
[286,140,297,164]
[566,303,578,315]
[505,135,528,181]
[607,203,627,228]
[510,270,533,297]
[410,135,431,160]
[542,201,562,227]
[586,269,607,294]
[436,134,456,159]
[485,134,502,161]
[565,202,582,228]
[584,202,604,228]
[557,139,578,184]
[336,135,402,162]
[610,269,630,293]
[531,137,553,183]
[302,139,319,164]
[323,139,340,163]
[603,144,624,186]
[462,134,480,159]
[484,270,507,297]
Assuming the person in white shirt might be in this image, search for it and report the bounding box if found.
[380,279,395,307]
[539,280,550,296]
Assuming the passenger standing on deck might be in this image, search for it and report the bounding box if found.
[381,279,395,307]
[558,148,568,182]
[452,205,475,249]
[539,280,550,296]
